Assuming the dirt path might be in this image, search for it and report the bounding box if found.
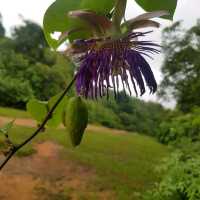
[0,116,36,127]
[0,141,115,200]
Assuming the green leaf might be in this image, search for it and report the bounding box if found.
[47,93,68,128]
[26,99,48,123]
[0,120,14,135]
[135,0,178,20]
[80,0,115,14]
[43,0,115,49]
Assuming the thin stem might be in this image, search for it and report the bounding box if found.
[112,0,127,33]
[0,75,77,171]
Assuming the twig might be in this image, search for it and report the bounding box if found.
[0,75,77,171]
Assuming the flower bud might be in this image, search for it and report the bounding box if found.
[65,96,88,147]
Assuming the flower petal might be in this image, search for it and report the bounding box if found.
[134,52,157,93]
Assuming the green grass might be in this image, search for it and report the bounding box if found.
[0,106,31,118]
[0,125,169,200]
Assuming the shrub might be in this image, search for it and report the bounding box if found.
[157,107,200,144]
[87,100,122,129]
[0,77,33,108]
[143,150,200,200]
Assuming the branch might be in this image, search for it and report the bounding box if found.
[0,75,77,171]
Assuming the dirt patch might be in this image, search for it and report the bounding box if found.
[0,141,115,200]
[0,116,36,127]
[35,141,62,158]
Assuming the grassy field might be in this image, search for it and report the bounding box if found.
[0,106,31,118]
[0,127,169,199]
[0,106,169,199]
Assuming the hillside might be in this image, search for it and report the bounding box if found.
[0,107,169,200]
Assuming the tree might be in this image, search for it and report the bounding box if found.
[159,20,200,112]
[101,92,167,134]
[0,13,5,37]
[11,20,54,64]
[0,44,73,107]
[0,19,76,107]
[25,63,67,101]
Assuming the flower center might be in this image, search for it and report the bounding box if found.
[92,38,133,54]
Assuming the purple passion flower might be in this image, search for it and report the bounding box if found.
[72,31,160,99]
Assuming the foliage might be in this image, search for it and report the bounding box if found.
[43,0,116,48]
[11,20,49,64]
[144,111,200,200]
[159,20,200,112]
[0,120,14,135]
[32,91,167,134]
[0,50,30,107]
[0,13,5,37]
[102,93,168,134]
[0,22,74,107]
[135,0,177,20]
[87,99,122,129]
[0,37,15,50]
[143,149,200,200]
[151,21,200,200]
[25,63,67,101]
[26,99,48,123]
[0,49,67,107]
[0,76,33,108]
[43,0,177,49]
[157,107,200,144]
[26,94,68,128]
[0,106,31,118]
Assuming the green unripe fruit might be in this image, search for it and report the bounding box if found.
[66,96,88,147]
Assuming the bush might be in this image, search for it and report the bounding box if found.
[0,77,33,108]
[25,63,67,101]
[144,108,200,200]
[0,44,74,107]
[87,100,122,129]
[143,150,200,200]
[157,107,200,144]
[102,93,168,134]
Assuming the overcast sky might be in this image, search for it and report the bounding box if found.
[0,0,199,107]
